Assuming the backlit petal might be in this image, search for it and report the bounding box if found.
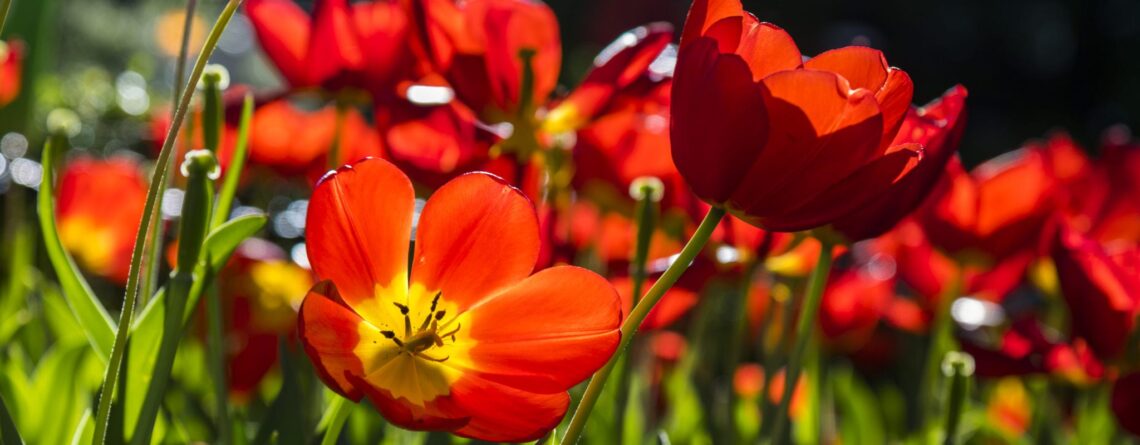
[306,158,414,323]
[246,0,311,86]
[297,281,368,401]
[411,173,539,311]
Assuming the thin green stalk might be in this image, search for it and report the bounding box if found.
[206,282,229,444]
[615,180,659,439]
[317,395,352,445]
[560,206,726,445]
[90,2,243,444]
[920,266,963,427]
[142,0,199,305]
[0,0,12,37]
[132,150,217,445]
[211,93,253,229]
[769,238,835,444]
[327,101,348,169]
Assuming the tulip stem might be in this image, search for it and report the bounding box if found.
[0,0,12,36]
[317,395,352,445]
[90,2,242,444]
[560,206,725,445]
[920,266,962,428]
[769,237,835,444]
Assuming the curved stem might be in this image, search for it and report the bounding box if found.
[920,265,963,428]
[769,238,834,444]
[560,206,725,445]
[318,395,352,445]
[0,0,12,36]
[90,2,243,444]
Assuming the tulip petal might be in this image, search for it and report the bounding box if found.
[411,172,540,311]
[307,0,365,86]
[246,0,311,87]
[482,0,561,112]
[352,0,414,99]
[306,158,414,323]
[830,85,967,241]
[297,281,369,401]
[737,22,802,80]
[680,0,745,47]
[1053,227,1140,359]
[730,69,884,220]
[804,46,889,92]
[454,266,620,393]
[875,68,914,148]
[756,144,921,231]
[671,38,767,204]
[448,376,569,442]
[1112,372,1140,436]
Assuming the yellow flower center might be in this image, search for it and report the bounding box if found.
[353,284,472,407]
[247,261,311,331]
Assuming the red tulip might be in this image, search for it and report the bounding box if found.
[299,158,620,441]
[960,318,1104,381]
[877,220,1031,305]
[829,85,968,241]
[1112,371,1140,436]
[249,100,383,177]
[382,99,501,188]
[544,23,673,133]
[818,264,896,352]
[1070,135,1140,244]
[415,0,560,119]
[246,0,415,101]
[0,40,22,107]
[917,145,1060,263]
[1052,225,1140,359]
[56,156,148,284]
[671,0,921,232]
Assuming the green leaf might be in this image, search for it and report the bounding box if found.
[203,214,267,272]
[833,365,886,445]
[0,391,23,445]
[36,139,115,362]
[69,410,93,445]
[211,93,254,230]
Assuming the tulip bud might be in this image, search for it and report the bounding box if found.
[175,149,218,270]
[199,64,229,154]
[941,351,975,445]
[46,108,81,152]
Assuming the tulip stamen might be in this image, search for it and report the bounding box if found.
[381,293,460,363]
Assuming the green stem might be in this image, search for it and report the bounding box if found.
[920,266,963,428]
[769,238,835,444]
[206,283,230,444]
[90,2,243,444]
[615,182,657,439]
[132,151,217,445]
[142,0,199,307]
[318,395,352,445]
[0,0,12,36]
[941,352,972,445]
[327,101,348,169]
[560,206,725,445]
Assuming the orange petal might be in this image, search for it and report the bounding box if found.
[246,0,311,86]
[680,0,745,47]
[737,22,802,80]
[297,281,368,401]
[352,1,414,99]
[456,266,621,393]
[730,69,883,220]
[306,0,365,86]
[411,173,539,311]
[875,68,914,148]
[803,46,889,92]
[305,158,414,322]
[447,375,570,442]
[467,0,561,114]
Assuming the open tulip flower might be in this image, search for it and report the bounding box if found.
[246,0,416,102]
[415,0,561,121]
[56,155,149,284]
[298,158,621,441]
[671,0,922,232]
[1052,225,1140,360]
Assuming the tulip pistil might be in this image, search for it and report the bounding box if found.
[379,292,460,363]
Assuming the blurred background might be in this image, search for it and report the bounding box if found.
[1,0,1137,167]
